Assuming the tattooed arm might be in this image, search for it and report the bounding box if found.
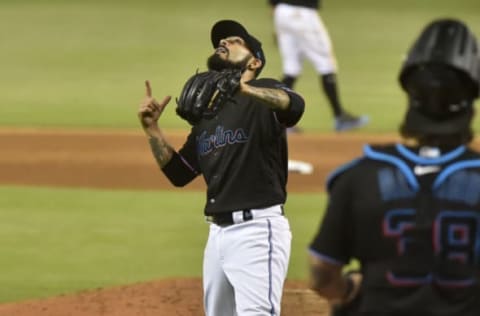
[239,79,305,127]
[138,81,199,186]
[147,131,174,168]
[138,80,175,168]
[239,82,291,110]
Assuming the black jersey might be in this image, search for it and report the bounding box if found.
[310,143,480,316]
[162,78,304,215]
[269,0,320,9]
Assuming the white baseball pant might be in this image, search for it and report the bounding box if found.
[203,204,291,316]
[274,3,338,76]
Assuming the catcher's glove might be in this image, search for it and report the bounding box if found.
[176,69,241,125]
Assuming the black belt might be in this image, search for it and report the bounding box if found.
[207,206,285,226]
[207,209,253,226]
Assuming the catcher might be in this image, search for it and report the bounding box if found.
[138,20,304,316]
[308,18,480,316]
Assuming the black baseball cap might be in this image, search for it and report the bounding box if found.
[210,20,266,76]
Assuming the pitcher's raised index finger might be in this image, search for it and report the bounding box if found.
[145,80,152,97]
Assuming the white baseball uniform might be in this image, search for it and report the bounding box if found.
[203,205,291,316]
[273,2,338,76]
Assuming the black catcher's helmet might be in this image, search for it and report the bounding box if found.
[399,18,480,135]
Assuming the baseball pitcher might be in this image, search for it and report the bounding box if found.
[138,20,305,316]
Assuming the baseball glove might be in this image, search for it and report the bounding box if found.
[176,69,241,125]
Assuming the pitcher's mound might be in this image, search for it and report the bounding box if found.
[0,278,330,316]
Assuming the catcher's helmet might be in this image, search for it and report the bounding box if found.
[399,18,480,135]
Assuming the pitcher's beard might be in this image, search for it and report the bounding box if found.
[207,54,249,72]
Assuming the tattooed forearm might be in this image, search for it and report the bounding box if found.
[148,136,174,168]
[242,85,290,110]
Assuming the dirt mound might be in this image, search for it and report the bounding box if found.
[0,278,329,316]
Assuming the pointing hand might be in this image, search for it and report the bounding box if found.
[138,80,171,129]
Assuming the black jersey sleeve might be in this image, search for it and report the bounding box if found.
[309,168,354,265]
[161,131,200,186]
[274,88,305,127]
[249,78,305,127]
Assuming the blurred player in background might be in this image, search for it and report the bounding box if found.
[269,0,369,132]
[308,18,480,316]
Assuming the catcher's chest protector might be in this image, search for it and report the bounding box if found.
[327,144,480,314]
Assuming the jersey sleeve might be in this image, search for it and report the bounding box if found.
[309,169,354,265]
[250,78,305,127]
[161,130,201,186]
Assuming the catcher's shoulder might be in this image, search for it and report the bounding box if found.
[325,143,398,191]
[325,157,365,192]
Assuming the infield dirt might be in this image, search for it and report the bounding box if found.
[0,128,402,192]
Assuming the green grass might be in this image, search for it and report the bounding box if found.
[0,186,326,303]
[0,186,205,302]
[0,0,478,131]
